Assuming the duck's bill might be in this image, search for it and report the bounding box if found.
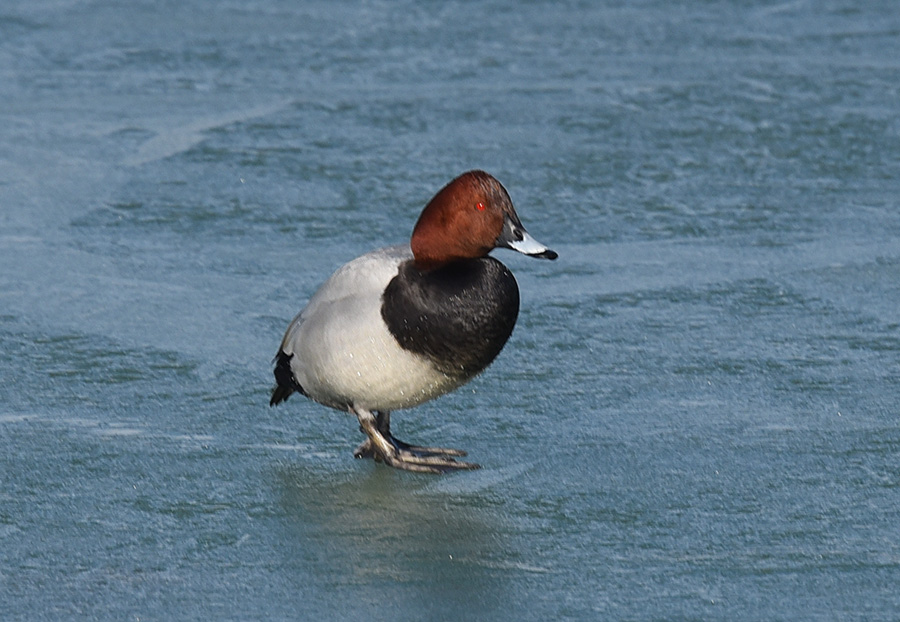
[507,231,558,259]
[498,217,558,260]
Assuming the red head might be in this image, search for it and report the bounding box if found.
[410,170,557,270]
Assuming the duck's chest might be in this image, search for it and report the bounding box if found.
[381,257,520,379]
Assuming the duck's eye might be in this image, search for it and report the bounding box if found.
[475,202,486,212]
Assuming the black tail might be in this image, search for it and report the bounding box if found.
[270,350,302,406]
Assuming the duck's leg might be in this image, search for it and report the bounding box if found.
[378,410,471,456]
[352,407,480,474]
[355,411,467,458]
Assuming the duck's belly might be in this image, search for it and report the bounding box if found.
[293,297,463,411]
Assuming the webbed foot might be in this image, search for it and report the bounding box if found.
[352,409,480,474]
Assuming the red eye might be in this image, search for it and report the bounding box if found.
[475,202,486,211]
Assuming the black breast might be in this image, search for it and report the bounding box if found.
[381,257,520,381]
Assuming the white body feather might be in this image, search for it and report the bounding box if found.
[278,245,465,411]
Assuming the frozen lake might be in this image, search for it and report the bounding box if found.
[3,1,900,619]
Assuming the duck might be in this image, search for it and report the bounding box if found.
[270,170,557,473]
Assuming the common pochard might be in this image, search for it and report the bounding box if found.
[270,170,556,473]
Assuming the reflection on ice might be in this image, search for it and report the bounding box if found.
[275,463,528,617]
